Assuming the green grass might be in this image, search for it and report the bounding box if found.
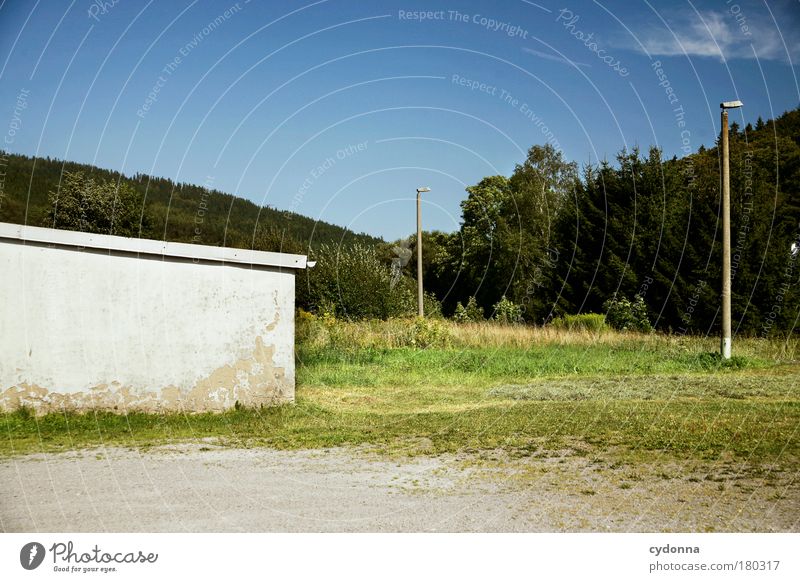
[3,395,796,461]
[296,345,760,390]
[1,327,798,464]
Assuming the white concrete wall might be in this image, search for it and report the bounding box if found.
[0,232,301,412]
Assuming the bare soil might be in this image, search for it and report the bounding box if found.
[1,444,797,532]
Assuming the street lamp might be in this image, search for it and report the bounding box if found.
[720,99,743,359]
[416,187,431,317]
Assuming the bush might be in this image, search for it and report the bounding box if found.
[492,296,524,324]
[45,171,153,237]
[453,296,484,323]
[551,313,607,332]
[295,308,324,346]
[603,294,653,332]
[422,291,445,319]
[298,243,418,320]
[401,317,452,349]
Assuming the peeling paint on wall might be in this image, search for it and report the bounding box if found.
[0,335,291,413]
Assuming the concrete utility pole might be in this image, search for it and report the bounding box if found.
[720,100,743,359]
[416,187,431,317]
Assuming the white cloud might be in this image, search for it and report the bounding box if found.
[638,9,799,62]
[522,47,591,68]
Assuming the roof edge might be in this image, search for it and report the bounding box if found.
[0,222,308,270]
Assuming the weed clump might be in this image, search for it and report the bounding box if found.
[550,313,607,333]
[453,296,484,323]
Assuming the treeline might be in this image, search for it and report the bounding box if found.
[2,108,798,336]
[0,152,382,253]
[414,108,800,336]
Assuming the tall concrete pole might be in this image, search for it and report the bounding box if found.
[721,108,732,359]
[417,190,424,317]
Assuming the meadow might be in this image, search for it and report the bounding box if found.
[1,318,797,470]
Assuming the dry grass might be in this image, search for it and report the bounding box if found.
[299,314,799,360]
[449,321,637,348]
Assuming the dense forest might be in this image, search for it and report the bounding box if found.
[0,152,382,253]
[415,107,800,336]
[1,107,798,336]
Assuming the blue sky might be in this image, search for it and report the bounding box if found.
[1,0,798,241]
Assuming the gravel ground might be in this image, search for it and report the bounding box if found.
[1,444,797,532]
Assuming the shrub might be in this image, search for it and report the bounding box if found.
[453,302,467,322]
[295,308,324,346]
[422,291,444,319]
[603,294,653,332]
[492,296,524,324]
[453,296,484,323]
[298,243,418,320]
[551,313,607,332]
[45,171,153,237]
[401,317,452,349]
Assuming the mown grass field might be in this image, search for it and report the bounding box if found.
[1,321,798,467]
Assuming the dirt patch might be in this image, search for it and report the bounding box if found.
[0,445,796,532]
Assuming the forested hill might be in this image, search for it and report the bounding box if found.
[2,108,798,335]
[0,152,382,252]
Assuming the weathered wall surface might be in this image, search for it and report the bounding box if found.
[0,236,299,413]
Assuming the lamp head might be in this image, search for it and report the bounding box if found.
[416,187,431,193]
[720,100,743,109]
